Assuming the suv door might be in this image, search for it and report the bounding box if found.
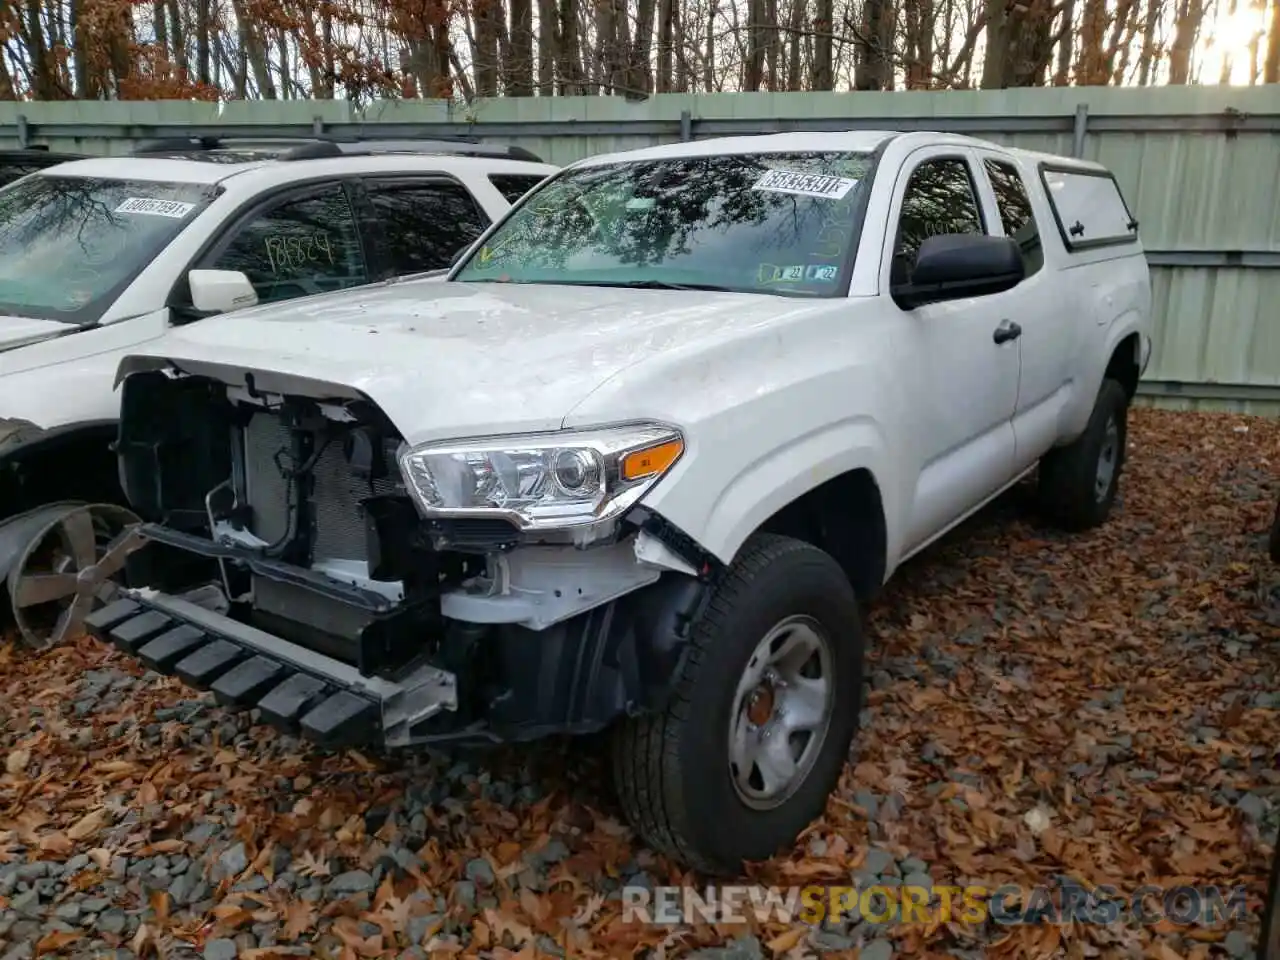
[885,148,1022,550]
[197,180,371,306]
[358,176,491,280]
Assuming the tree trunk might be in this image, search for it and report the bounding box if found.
[786,0,803,88]
[1265,0,1280,81]
[742,0,764,89]
[557,0,585,93]
[904,0,934,86]
[982,0,1056,86]
[232,0,277,99]
[1168,0,1205,83]
[631,0,656,91]
[1137,0,1161,83]
[1219,0,1237,82]
[812,0,833,87]
[153,0,168,61]
[657,0,674,90]
[854,0,891,89]
[537,0,558,93]
[507,0,533,94]
[610,0,631,93]
[196,0,211,84]
[673,0,689,89]
[704,0,717,89]
[1054,0,1075,83]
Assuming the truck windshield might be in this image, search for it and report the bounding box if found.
[454,151,874,297]
[0,174,214,324]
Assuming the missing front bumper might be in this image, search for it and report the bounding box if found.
[83,588,457,749]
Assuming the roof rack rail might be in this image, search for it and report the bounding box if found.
[131,134,543,164]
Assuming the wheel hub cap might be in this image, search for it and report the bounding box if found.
[745,683,777,726]
[1095,416,1119,503]
[6,505,144,652]
[728,614,835,811]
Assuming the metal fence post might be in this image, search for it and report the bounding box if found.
[15,114,28,149]
[680,110,692,142]
[1072,103,1089,158]
[312,116,325,136]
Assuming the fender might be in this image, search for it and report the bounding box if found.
[649,416,894,569]
[0,419,124,525]
[1059,308,1146,442]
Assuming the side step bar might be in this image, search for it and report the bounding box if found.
[84,588,458,748]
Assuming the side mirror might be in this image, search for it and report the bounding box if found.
[188,269,259,315]
[892,234,1025,310]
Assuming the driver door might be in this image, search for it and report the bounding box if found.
[198,180,371,305]
[886,148,1022,553]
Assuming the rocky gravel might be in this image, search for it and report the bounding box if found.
[0,407,1278,959]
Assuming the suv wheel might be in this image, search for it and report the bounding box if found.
[1037,377,1129,531]
[611,533,864,876]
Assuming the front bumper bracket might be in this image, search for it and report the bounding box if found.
[84,587,458,748]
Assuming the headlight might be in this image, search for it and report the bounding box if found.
[398,422,685,530]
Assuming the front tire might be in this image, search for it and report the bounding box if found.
[611,533,864,876]
[1038,377,1129,531]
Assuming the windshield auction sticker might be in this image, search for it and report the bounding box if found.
[752,169,858,200]
[114,197,196,218]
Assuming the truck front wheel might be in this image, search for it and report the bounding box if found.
[610,533,864,876]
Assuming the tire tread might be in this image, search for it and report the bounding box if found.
[612,533,841,875]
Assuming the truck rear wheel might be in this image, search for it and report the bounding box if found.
[1037,377,1129,531]
[610,533,864,876]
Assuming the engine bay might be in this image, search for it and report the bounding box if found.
[115,367,493,675]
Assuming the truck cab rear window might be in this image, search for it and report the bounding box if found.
[1039,165,1137,251]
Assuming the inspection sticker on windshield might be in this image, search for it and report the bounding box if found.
[752,169,858,200]
[114,197,196,218]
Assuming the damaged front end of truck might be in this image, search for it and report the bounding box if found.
[87,358,716,751]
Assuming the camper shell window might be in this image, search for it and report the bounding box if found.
[1037,163,1138,253]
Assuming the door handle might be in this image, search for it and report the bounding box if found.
[993,320,1022,345]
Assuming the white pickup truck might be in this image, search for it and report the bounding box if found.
[80,130,1152,875]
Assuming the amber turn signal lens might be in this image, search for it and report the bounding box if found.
[620,438,684,481]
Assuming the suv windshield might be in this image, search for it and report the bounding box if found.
[454,151,874,297]
[0,174,214,324]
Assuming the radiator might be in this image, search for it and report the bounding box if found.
[241,412,398,563]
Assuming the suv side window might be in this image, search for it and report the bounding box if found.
[365,180,489,277]
[984,159,1043,276]
[488,174,548,204]
[212,183,368,304]
[892,157,985,286]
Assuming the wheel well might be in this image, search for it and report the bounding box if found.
[0,422,124,523]
[755,468,887,602]
[1106,333,1141,400]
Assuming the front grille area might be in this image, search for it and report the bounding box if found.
[241,412,399,563]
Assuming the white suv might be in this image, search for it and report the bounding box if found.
[0,137,555,647]
[84,131,1150,875]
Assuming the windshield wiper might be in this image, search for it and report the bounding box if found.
[585,279,736,292]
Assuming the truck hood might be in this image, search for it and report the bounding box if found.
[119,279,826,445]
[0,316,75,353]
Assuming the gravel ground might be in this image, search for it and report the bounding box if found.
[1,407,1278,960]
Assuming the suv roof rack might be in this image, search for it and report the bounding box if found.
[131,134,543,164]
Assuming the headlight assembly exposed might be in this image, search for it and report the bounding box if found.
[398,422,685,530]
